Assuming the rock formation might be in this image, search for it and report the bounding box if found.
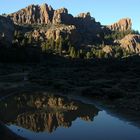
[119,34,140,53]
[1,3,139,57]
[9,4,74,25]
[27,24,80,45]
[0,15,14,46]
[73,12,102,44]
[52,8,73,25]
[9,4,54,24]
[107,18,132,32]
[75,12,101,32]
[102,45,113,54]
[45,25,80,43]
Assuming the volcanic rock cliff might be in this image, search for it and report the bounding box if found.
[0,3,139,57]
[9,4,54,24]
[107,18,132,32]
[8,4,103,45]
[9,4,74,25]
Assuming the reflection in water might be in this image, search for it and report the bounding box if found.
[0,93,99,133]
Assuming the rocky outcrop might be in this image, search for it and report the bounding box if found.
[75,12,101,32]
[9,4,54,24]
[102,45,113,54]
[9,4,74,25]
[6,3,137,49]
[26,25,81,45]
[119,34,140,53]
[46,25,80,44]
[52,8,73,25]
[7,3,114,46]
[74,12,102,44]
[0,15,14,47]
[107,18,132,32]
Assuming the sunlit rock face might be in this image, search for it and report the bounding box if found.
[8,3,103,45]
[0,93,99,133]
[9,4,73,25]
[107,18,132,32]
[9,4,54,24]
[45,25,80,44]
[3,3,136,49]
[23,24,80,45]
[102,45,113,54]
[0,15,14,47]
[119,34,140,53]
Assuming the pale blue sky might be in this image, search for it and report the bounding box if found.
[0,0,139,31]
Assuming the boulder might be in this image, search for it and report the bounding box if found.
[102,45,113,54]
[119,34,140,53]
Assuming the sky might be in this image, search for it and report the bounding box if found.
[0,0,139,31]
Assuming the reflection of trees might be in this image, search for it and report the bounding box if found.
[0,93,99,133]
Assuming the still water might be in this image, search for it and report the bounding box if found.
[0,92,140,140]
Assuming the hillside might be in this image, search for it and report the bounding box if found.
[0,3,140,62]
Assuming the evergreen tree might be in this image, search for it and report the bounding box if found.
[69,47,76,58]
[86,52,91,59]
[59,37,62,55]
[55,38,60,52]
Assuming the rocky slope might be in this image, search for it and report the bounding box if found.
[119,34,140,53]
[7,3,134,46]
[0,3,139,58]
[30,25,80,44]
[8,4,103,45]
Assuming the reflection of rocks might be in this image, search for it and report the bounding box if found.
[0,93,99,133]
[15,112,72,133]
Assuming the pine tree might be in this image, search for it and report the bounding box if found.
[41,42,46,52]
[28,35,32,44]
[86,52,91,59]
[55,38,60,52]
[50,38,55,50]
[59,37,62,55]
[70,47,76,58]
